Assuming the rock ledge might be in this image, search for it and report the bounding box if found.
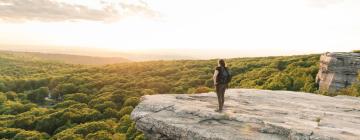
[131,89,360,140]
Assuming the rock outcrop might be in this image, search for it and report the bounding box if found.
[131,89,360,140]
[316,52,360,94]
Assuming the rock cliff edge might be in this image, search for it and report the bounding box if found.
[131,89,360,140]
[316,52,360,94]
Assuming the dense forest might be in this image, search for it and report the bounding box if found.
[0,52,357,140]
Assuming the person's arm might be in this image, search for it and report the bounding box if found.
[213,69,219,85]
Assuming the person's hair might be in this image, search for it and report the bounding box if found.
[218,59,226,67]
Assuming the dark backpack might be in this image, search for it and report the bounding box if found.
[216,67,232,84]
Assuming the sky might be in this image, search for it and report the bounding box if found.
[0,0,359,59]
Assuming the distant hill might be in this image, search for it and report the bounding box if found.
[0,45,195,61]
[0,50,130,65]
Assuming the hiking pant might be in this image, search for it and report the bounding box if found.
[216,84,227,110]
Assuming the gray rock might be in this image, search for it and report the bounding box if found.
[131,89,360,140]
[316,52,360,94]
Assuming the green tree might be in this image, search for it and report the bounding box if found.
[123,97,140,108]
[13,130,49,140]
[126,122,138,140]
[0,92,7,104]
[5,91,17,101]
[52,83,78,100]
[0,82,7,92]
[117,115,132,133]
[27,87,49,104]
[118,106,134,118]
[64,93,90,103]
[85,131,112,140]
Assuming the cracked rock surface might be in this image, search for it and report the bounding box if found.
[131,89,360,140]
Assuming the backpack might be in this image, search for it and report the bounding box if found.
[216,67,232,84]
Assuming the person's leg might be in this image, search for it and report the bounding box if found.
[215,85,222,111]
[221,84,227,108]
[220,84,226,111]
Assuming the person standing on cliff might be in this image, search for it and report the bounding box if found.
[213,59,232,112]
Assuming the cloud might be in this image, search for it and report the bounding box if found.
[120,2,160,19]
[0,0,159,22]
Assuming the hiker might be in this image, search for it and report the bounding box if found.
[213,59,231,112]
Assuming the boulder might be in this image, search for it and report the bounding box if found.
[131,89,360,140]
[316,52,360,94]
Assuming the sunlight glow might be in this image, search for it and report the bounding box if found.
[0,0,360,58]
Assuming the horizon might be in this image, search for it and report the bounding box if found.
[0,45,341,60]
[0,0,360,59]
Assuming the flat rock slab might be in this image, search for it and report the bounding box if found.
[131,89,360,140]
